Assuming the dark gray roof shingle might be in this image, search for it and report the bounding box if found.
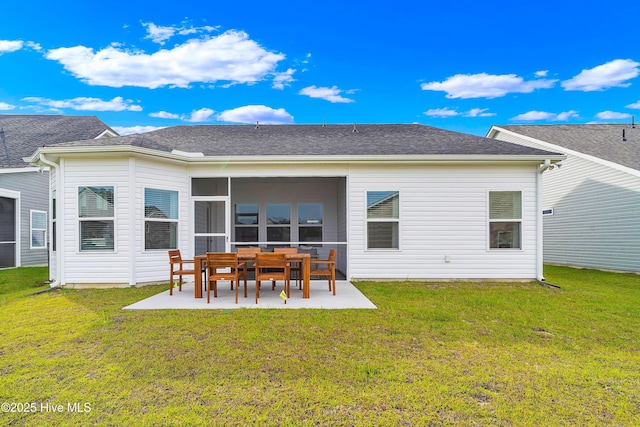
[0,115,116,168]
[49,124,561,158]
[500,124,640,170]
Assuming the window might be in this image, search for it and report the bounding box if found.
[145,188,178,250]
[79,186,114,251]
[31,210,47,249]
[366,191,399,249]
[489,191,522,249]
[266,204,290,242]
[298,203,323,243]
[235,204,259,243]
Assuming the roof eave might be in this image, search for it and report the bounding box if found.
[26,145,566,166]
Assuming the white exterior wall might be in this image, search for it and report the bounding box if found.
[493,129,640,272]
[55,154,541,286]
[134,158,191,284]
[61,157,191,286]
[61,158,132,285]
[347,164,539,280]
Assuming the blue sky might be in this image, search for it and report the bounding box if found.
[1,0,640,136]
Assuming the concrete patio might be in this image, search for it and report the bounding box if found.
[124,280,377,310]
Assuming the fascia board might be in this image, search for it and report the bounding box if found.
[491,126,640,178]
[27,144,565,167]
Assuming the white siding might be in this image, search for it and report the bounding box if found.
[493,130,640,272]
[62,158,132,285]
[347,164,539,280]
[57,154,542,285]
[134,159,190,284]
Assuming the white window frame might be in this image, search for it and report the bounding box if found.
[30,210,47,249]
[78,186,115,252]
[487,190,523,250]
[144,188,179,251]
[365,190,400,251]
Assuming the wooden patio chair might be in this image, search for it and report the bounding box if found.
[206,252,247,304]
[168,249,196,296]
[255,252,290,304]
[273,247,302,289]
[237,247,261,277]
[310,249,337,295]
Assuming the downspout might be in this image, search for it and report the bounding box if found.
[38,153,63,289]
[536,159,554,281]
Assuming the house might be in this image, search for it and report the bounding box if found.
[487,124,640,273]
[25,124,564,287]
[0,115,117,268]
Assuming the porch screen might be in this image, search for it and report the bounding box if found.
[0,196,17,268]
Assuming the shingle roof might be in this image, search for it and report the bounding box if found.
[499,124,640,171]
[0,115,116,169]
[49,124,561,158]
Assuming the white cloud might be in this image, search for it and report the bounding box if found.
[562,59,640,91]
[112,125,165,135]
[142,22,219,45]
[626,100,640,109]
[555,110,580,121]
[421,73,557,99]
[511,110,579,121]
[217,105,294,124]
[272,68,296,90]
[465,108,496,117]
[0,40,23,54]
[150,111,180,119]
[45,30,286,89]
[0,101,15,110]
[423,107,459,118]
[595,110,632,120]
[423,107,495,118]
[183,108,215,122]
[23,96,142,112]
[535,70,549,77]
[299,85,355,103]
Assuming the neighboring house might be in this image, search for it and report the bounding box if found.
[0,115,117,268]
[487,124,640,273]
[25,124,563,287]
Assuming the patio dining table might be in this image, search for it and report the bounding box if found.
[193,252,311,300]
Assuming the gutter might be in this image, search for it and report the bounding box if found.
[30,144,566,166]
[35,153,62,290]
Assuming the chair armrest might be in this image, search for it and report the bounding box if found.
[310,260,335,265]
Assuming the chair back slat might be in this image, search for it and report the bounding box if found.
[274,247,298,254]
[168,249,183,264]
[255,252,287,269]
[238,247,261,255]
[206,252,240,270]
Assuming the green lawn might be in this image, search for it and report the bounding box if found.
[1,265,639,426]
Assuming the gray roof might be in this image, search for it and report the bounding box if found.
[49,124,561,158]
[0,115,116,169]
[499,124,640,171]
